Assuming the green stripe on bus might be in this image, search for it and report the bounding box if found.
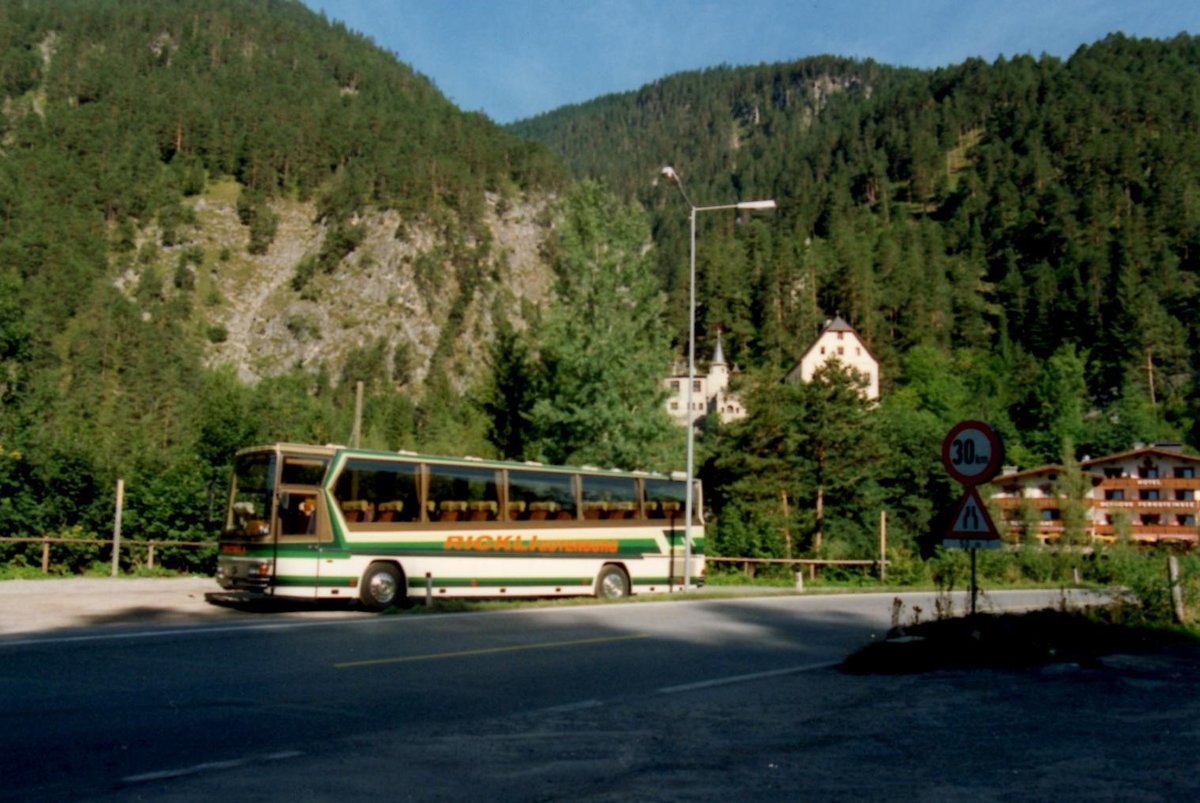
[406,576,596,589]
[274,575,358,588]
[403,576,684,589]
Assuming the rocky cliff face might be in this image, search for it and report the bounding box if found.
[126,184,556,392]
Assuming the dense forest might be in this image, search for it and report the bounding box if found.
[1,0,1198,572]
[514,37,1200,458]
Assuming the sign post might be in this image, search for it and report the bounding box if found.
[940,421,1004,615]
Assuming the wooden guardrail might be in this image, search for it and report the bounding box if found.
[0,537,214,573]
[706,556,887,581]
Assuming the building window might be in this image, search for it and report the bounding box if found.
[670,381,680,392]
[837,346,845,355]
[1041,509,1061,521]
[1105,489,1125,500]
[670,402,679,411]
[1142,514,1161,525]
[692,380,702,392]
[1176,489,1194,501]
[1174,467,1196,479]
[1103,468,1122,478]
[1138,466,1159,479]
[1139,489,1161,501]
[1176,515,1196,527]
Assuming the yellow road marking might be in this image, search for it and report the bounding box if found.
[335,633,651,669]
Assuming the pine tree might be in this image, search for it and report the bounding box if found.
[524,181,680,470]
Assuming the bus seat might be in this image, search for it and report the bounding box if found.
[528,501,559,521]
[606,501,636,519]
[341,500,373,522]
[438,500,468,521]
[377,500,404,522]
[583,501,608,520]
[469,501,498,521]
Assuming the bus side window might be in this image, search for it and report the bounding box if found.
[426,464,500,523]
[334,460,421,524]
[581,475,638,519]
[279,492,318,537]
[508,470,576,521]
[281,459,327,486]
[644,479,691,523]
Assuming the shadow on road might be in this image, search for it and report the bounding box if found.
[203,591,357,614]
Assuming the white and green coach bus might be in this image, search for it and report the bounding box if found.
[216,443,705,609]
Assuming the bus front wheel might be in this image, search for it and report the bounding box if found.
[360,562,405,610]
[595,565,630,600]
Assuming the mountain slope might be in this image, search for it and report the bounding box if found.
[512,36,1200,439]
[0,0,565,512]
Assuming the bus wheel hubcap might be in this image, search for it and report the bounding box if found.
[370,573,396,603]
[601,573,625,598]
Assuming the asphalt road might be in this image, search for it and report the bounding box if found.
[2,581,1197,802]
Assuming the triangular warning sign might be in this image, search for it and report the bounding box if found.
[944,486,999,540]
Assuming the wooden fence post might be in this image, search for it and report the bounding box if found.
[879,510,887,583]
[351,380,364,448]
[1168,554,1186,624]
[41,538,50,573]
[111,478,124,578]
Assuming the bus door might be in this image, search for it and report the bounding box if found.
[274,455,332,597]
[645,478,688,586]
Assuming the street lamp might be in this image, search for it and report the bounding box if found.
[661,166,776,590]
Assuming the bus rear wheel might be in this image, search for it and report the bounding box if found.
[360,562,405,611]
[595,565,630,600]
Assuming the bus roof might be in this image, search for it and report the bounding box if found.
[236,443,678,480]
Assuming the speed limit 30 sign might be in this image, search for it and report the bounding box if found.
[941,420,1004,486]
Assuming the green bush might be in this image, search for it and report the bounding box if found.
[1095,546,1200,627]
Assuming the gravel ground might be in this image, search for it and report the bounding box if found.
[0,576,784,637]
[0,575,367,636]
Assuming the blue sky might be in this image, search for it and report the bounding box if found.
[306,1,1197,123]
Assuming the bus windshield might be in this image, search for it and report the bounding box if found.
[226,452,275,539]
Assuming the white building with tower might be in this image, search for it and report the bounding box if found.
[664,318,880,429]
[663,334,745,428]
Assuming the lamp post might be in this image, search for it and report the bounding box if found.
[661,166,776,589]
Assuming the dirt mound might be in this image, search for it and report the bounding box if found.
[841,607,1200,674]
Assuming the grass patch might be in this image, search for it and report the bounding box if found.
[0,564,55,581]
[204,177,244,205]
[703,569,794,587]
[841,606,1200,675]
